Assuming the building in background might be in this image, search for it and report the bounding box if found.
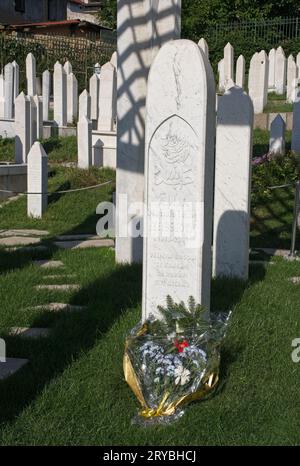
[0,0,67,24]
[67,1,101,25]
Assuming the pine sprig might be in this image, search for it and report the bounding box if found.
[154,295,209,335]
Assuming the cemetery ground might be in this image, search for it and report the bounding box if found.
[0,134,300,445]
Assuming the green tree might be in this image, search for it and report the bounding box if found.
[96,1,299,34]
[97,0,117,29]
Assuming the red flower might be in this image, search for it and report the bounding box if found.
[174,339,189,353]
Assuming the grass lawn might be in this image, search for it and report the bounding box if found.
[0,249,300,445]
[0,134,300,445]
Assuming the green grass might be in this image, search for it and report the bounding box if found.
[0,166,115,235]
[253,128,292,157]
[0,134,299,445]
[264,101,293,113]
[0,136,78,164]
[0,249,300,445]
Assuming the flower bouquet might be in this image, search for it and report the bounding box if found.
[124,296,230,425]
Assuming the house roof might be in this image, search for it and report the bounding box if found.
[8,19,111,31]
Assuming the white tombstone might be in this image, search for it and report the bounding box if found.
[63,61,72,75]
[287,55,298,103]
[27,142,48,219]
[92,139,103,167]
[26,53,36,97]
[89,73,99,121]
[198,38,209,58]
[269,114,286,156]
[0,74,4,118]
[235,55,245,88]
[268,48,276,92]
[12,60,19,104]
[218,58,225,92]
[67,72,78,124]
[292,90,300,153]
[4,63,14,119]
[97,62,116,131]
[94,62,101,75]
[142,39,215,319]
[248,50,268,114]
[297,52,300,75]
[34,95,43,140]
[14,92,30,164]
[28,96,37,148]
[116,0,181,264]
[110,52,117,68]
[213,85,253,280]
[79,89,91,120]
[224,42,234,87]
[53,62,67,126]
[42,70,51,121]
[77,116,92,169]
[275,47,287,95]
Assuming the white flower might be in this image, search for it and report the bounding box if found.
[174,366,191,386]
[154,377,160,383]
[141,364,146,372]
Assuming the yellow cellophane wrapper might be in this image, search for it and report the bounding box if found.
[124,347,219,419]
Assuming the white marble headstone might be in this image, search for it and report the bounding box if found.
[89,73,99,121]
[275,47,287,95]
[268,48,276,92]
[26,53,36,97]
[97,62,116,131]
[224,42,234,87]
[116,0,182,265]
[53,62,67,126]
[4,63,14,119]
[67,72,78,124]
[198,38,209,58]
[269,114,286,156]
[292,90,300,153]
[213,85,253,280]
[218,58,225,92]
[77,116,92,169]
[79,89,91,120]
[14,92,30,164]
[142,40,215,320]
[27,142,48,218]
[42,70,51,121]
[248,51,268,114]
[287,55,298,103]
[235,55,245,88]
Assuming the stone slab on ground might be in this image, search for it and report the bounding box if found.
[32,303,87,312]
[9,327,50,338]
[0,229,49,237]
[0,194,24,209]
[34,260,64,269]
[0,358,29,380]
[42,274,76,280]
[0,236,41,246]
[35,284,81,291]
[54,239,114,249]
[288,277,300,284]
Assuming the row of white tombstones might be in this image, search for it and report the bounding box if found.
[13,52,117,164]
[198,38,300,114]
[26,39,300,318]
[0,51,117,127]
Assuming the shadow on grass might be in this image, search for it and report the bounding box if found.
[0,261,142,424]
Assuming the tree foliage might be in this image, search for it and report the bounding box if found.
[96,1,299,33]
[181,0,300,40]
